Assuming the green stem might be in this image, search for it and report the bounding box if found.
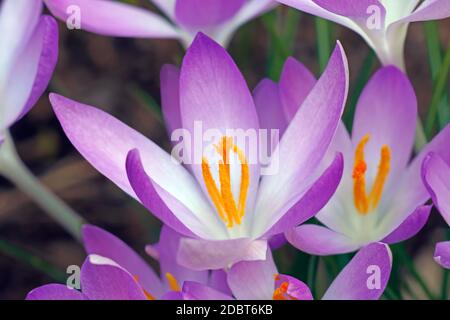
[315,17,332,73]
[307,255,319,297]
[0,132,85,240]
[425,43,450,137]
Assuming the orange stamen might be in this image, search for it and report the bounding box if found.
[201,136,250,228]
[134,275,156,300]
[165,272,181,292]
[352,135,391,215]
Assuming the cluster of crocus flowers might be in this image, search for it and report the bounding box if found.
[27,224,392,300]
[277,0,450,69]
[44,0,276,48]
[286,66,450,255]
[48,33,348,271]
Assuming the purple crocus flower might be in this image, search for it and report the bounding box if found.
[179,242,392,300]
[277,0,450,69]
[285,66,450,256]
[48,33,348,270]
[0,0,58,138]
[26,225,227,300]
[422,153,450,269]
[44,0,276,47]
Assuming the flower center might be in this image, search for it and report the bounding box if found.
[201,136,250,228]
[272,275,298,300]
[352,135,391,215]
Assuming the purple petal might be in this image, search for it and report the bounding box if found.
[312,0,385,19]
[285,224,360,255]
[44,0,179,38]
[382,205,432,244]
[274,274,313,300]
[156,226,209,289]
[279,57,316,121]
[182,281,233,300]
[81,255,147,300]
[422,153,450,226]
[82,224,164,297]
[175,0,246,28]
[50,94,216,236]
[352,66,417,184]
[227,249,278,300]
[126,149,207,238]
[402,0,450,22]
[1,15,58,131]
[434,241,450,269]
[177,238,267,271]
[161,64,182,137]
[253,42,348,236]
[322,242,392,300]
[161,291,185,300]
[253,78,288,137]
[269,233,287,250]
[262,153,344,237]
[26,284,87,300]
[208,270,233,296]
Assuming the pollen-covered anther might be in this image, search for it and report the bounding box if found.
[201,136,250,228]
[352,135,391,215]
[165,272,181,292]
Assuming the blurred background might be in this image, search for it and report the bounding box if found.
[0,0,449,299]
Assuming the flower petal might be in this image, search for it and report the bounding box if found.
[278,57,316,121]
[352,66,417,185]
[26,284,87,300]
[227,249,278,300]
[382,205,431,244]
[254,43,348,235]
[1,16,58,131]
[208,270,233,296]
[434,241,450,269]
[285,224,360,255]
[177,237,267,271]
[262,153,344,237]
[125,149,220,239]
[50,94,218,237]
[82,225,164,297]
[274,274,313,300]
[161,64,182,137]
[174,0,246,28]
[182,281,233,300]
[422,153,450,226]
[401,0,450,22]
[312,0,384,18]
[322,242,392,300]
[44,0,179,38]
[81,255,147,300]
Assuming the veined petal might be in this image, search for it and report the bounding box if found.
[434,241,450,269]
[352,66,417,190]
[208,270,233,296]
[285,224,360,255]
[261,153,344,237]
[382,205,431,244]
[254,43,348,235]
[401,0,450,22]
[50,94,217,237]
[322,242,392,300]
[126,149,223,239]
[82,225,164,297]
[182,281,233,300]
[177,237,267,271]
[312,0,385,19]
[227,249,277,300]
[44,0,179,38]
[174,0,246,29]
[279,57,316,121]
[1,16,58,131]
[422,153,450,226]
[81,255,147,300]
[26,284,87,300]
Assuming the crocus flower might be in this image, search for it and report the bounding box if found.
[0,0,58,139]
[422,153,450,269]
[277,0,450,69]
[27,225,228,300]
[178,242,392,300]
[44,0,276,48]
[49,33,348,270]
[285,66,450,255]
